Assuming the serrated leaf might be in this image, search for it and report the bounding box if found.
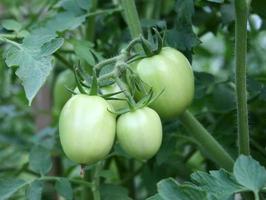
[233,155,266,191]
[166,28,200,52]
[40,38,64,56]
[55,178,73,200]
[100,184,132,200]
[1,19,22,32]
[4,45,53,105]
[0,179,27,200]
[191,170,243,200]
[29,145,52,175]
[45,12,86,32]
[157,178,210,200]
[26,180,43,200]
[72,39,95,66]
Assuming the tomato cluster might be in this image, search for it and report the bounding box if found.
[57,47,194,164]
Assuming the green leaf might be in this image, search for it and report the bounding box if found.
[4,45,53,105]
[175,0,194,23]
[55,178,73,200]
[45,12,86,32]
[233,155,266,191]
[72,39,95,66]
[146,194,163,200]
[29,145,52,175]
[26,180,43,200]
[157,178,210,200]
[3,10,86,104]
[0,179,27,200]
[40,38,64,56]
[191,170,243,200]
[100,184,132,200]
[165,0,200,52]
[1,19,22,32]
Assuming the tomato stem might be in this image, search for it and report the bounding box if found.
[179,111,234,171]
[115,77,136,109]
[120,0,143,51]
[234,0,250,155]
[85,0,98,41]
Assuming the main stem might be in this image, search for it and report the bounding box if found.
[180,111,234,171]
[86,0,98,41]
[234,0,250,155]
[120,0,143,51]
[121,0,235,171]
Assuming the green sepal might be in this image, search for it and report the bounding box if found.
[89,69,98,96]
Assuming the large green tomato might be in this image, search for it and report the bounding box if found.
[59,94,116,164]
[53,70,75,116]
[117,107,162,160]
[134,47,194,119]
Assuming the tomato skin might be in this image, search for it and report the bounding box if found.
[74,83,128,111]
[59,94,116,164]
[53,70,75,116]
[117,107,162,160]
[100,84,128,111]
[134,47,194,119]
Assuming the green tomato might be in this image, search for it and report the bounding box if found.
[134,47,194,119]
[117,107,162,160]
[59,94,116,164]
[74,83,128,111]
[100,83,128,111]
[53,70,75,116]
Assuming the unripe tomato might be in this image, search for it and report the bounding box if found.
[117,107,162,160]
[53,70,75,116]
[100,83,128,111]
[134,47,194,119]
[59,94,116,164]
[74,83,128,111]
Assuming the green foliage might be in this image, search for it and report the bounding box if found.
[149,155,266,200]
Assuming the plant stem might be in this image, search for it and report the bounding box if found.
[38,176,92,188]
[86,0,98,41]
[120,0,143,51]
[95,55,122,70]
[92,162,103,200]
[116,77,136,107]
[234,0,250,155]
[179,111,234,171]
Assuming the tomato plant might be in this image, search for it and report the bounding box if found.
[59,94,116,164]
[0,0,266,200]
[117,107,162,160]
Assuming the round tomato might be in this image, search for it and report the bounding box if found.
[133,47,194,119]
[74,83,128,111]
[53,70,75,116]
[59,94,116,164]
[117,107,162,160]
